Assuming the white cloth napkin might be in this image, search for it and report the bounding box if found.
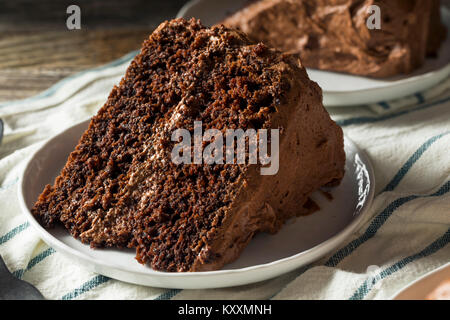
[0,52,449,300]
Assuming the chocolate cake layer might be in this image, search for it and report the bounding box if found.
[223,0,447,78]
[32,18,345,272]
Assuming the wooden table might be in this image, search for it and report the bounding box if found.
[0,0,188,102]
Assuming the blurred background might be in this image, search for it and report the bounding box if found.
[0,0,189,102]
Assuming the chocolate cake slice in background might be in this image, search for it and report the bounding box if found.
[223,0,447,78]
[32,18,345,272]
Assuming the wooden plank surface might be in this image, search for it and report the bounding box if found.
[0,0,187,102]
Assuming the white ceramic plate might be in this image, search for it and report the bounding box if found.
[177,0,450,107]
[19,120,374,289]
[392,263,450,300]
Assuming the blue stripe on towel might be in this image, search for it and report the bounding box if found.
[154,289,182,300]
[61,277,182,300]
[12,248,55,279]
[382,132,449,192]
[336,95,450,127]
[0,222,29,245]
[349,228,450,300]
[378,102,391,110]
[61,275,111,300]
[415,93,425,104]
[61,275,182,300]
[324,181,450,268]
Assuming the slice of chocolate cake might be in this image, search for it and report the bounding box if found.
[223,0,447,78]
[32,18,345,272]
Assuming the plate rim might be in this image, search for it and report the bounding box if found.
[176,0,203,20]
[317,63,450,95]
[18,120,375,287]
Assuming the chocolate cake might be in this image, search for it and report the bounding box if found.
[32,18,345,272]
[223,0,447,78]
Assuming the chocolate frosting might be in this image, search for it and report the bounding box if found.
[223,0,447,78]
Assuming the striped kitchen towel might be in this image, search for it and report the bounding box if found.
[0,52,449,300]
[368,77,450,115]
